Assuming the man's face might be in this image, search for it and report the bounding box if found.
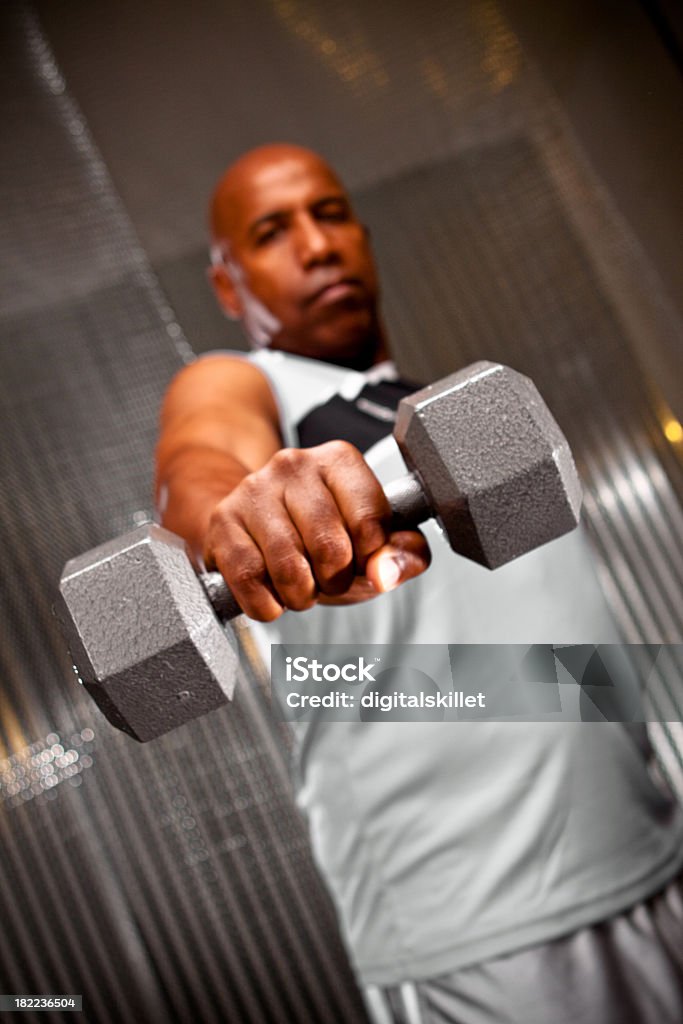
[215,153,381,365]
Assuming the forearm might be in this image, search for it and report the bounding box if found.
[155,445,249,565]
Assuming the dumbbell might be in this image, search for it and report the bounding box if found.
[55,361,582,742]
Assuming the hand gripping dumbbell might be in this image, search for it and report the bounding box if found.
[55,361,582,742]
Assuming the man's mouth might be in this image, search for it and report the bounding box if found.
[306,278,362,306]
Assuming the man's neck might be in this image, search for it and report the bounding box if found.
[268,328,391,372]
[328,322,391,372]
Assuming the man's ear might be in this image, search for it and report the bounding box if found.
[206,262,243,320]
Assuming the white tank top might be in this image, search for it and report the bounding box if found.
[217,348,683,985]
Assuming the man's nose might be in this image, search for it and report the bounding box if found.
[295,215,338,266]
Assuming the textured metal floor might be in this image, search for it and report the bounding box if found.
[2,1,683,1022]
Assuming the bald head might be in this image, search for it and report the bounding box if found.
[208,144,387,368]
[211,144,344,246]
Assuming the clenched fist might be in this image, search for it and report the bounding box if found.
[203,440,431,621]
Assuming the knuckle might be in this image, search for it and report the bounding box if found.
[285,591,317,613]
[268,551,311,590]
[206,506,242,563]
[207,497,233,532]
[239,591,285,623]
[351,513,387,553]
[209,485,253,527]
[311,531,352,571]
[227,553,267,590]
[319,439,358,464]
[258,606,286,623]
[271,447,306,473]
[236,473,263,503]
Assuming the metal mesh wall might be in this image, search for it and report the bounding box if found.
[2,0,683,1022]
[0,5,368,1023]
[353,142,683,788]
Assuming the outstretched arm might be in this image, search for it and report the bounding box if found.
[155,354,282,561]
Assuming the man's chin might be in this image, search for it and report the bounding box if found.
[272,319,382,369]
[304,335,379,370]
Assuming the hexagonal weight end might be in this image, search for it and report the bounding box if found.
[55,524,239,741]
[395,362,582,568]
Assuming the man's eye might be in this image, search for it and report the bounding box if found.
[255,225,281,246]
[317,204,350,222]
[324,210,348,222]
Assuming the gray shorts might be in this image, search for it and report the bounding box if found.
[362,875,683,1024]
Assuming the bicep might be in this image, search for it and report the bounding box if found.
[156,355,283,473]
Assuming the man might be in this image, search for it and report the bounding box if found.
[155,144,683,1023]
[156,144,429,604]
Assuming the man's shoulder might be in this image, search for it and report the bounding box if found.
[161,350,279,428]
[181,350,271,389]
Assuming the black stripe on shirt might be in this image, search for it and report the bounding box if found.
[296,378,419,453]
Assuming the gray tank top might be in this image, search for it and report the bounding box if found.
[222,348,683,985]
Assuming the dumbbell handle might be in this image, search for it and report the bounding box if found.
[198,470,431,623]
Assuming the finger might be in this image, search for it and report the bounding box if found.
[246,506,319,612]
[212,523,286,621]
[317,577,380,606]
[317,441,391,569]
[283,477,355,596]
[365,530,432,594]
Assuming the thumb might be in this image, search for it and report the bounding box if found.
[366,530,431,594]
